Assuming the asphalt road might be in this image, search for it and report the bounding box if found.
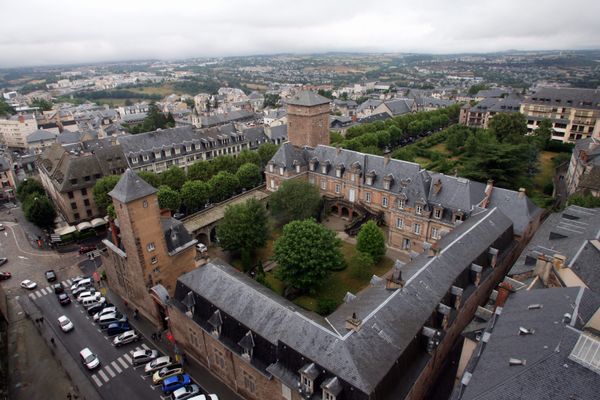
[29,281,208,400]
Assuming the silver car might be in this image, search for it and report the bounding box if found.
[112,330,140,347]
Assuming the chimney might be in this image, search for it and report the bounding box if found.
[18,115,25,123]
[481,179,494,208]
[345,312,362,332]
[495,282,513,309]
[552,254,566,270]
[383,146,391,165]
[518,187,526,199]
[160,208,172,218]
[336,146,342,155]
[451,286,463,310]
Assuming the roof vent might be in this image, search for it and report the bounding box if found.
[509,358,527,366]
[345,312,362,332]
[518,327,535,335]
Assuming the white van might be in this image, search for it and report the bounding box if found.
[83,296,105,308]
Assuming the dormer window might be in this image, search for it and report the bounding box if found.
[174,147,181,155]
[336,169,341,178]
[279,167,284,176]
[321,377,342,400]
[433,208,442,219]
[299,363,319,395]
[416,205,423,215]
[131,156,138,164]
[143,154,149,162]
[208,310,223,337]
[295,164,301,173]
[322,165,328,174]
[238,331,255,361]
[383,174,393,190]
[453,211,464,223]
[269,163,274,173]
[154,151,161,160]
[186,144,192,152]
[164,149,171,157]
[366,170,376,186]
[309,159,317,172]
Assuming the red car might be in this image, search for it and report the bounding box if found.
[0,271,11,280]
[79,245,96,254]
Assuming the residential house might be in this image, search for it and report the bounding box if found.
[565,137,600,198]
[0,114,38,149]
[26,129,58,154]
[356,99,383,119]
[191,110,257,129]
[372,98,416,118]
[459,96,522,129]
[413,97,456,112]
[0,157,16,202]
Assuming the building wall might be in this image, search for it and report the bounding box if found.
[287,103,330,148]
[521,103,600,143]
[0,118,38,149]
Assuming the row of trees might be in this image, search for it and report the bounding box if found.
[93,143,279,215]
[16,179,56,229]
[331,104,461,155]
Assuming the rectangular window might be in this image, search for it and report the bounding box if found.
[321,166,327,174]
[242,370,256,394]
[396,218,404,229]
[295,165,301,173]
[84,199,90,206]
[73,213,80,220]
[308,175,315,184]
[416,205,423,215]
[336,169,341,178]
[151,256,158,264]
[186,145,192,152]
[68,191,74,199]
[366,176,373,185]
[279,167,284,176]
[71,202,77,210]
[213,348,225,370]
[398,199,405,210]
[189,328,200,348]
[81,188,87,196]
[269,164,274,173]
[321,179,327,190]
[414,223,421,234]
[86,209,93,217]
[143,154,149,162]
[147,242,155,252]
[382,196,388,207]
[164,149,171,157]
[431,227,439,239]
[335,184,341,194]
[365,192,371,203]
[174,148,181,155]
[434,208,441,219]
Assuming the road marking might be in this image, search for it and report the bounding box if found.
[98,370,109,382]
[117,357,129,369]
[18,256,28,260]
[45,286,51,292]
[65,279,72,285]
[111,361,122,374]
[91,374,103,387]
[105,364,115,378]
[79,309,84,314]
[85,316,89,320]
[97,329,102,333]
[40,288,47,296]
[150,384,155,390]
[28,293,35,300]
[123,353,132,364]
[35,291,42,299]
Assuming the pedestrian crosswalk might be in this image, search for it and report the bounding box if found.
[28,279,72,300]
[91,344,152,388]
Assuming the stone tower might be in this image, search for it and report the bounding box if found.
[286,91,331,148]
[103,169,196,326]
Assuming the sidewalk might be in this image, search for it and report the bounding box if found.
[104,289,242,400]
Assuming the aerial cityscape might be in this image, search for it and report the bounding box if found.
[0,1,599,400]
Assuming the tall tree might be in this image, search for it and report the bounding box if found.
[237,149,262,167]
[92,175,121,213]
[180,180,210,213]
[269,180,321,224]
[187,160,213,182]
[23,194,56,229]
[137,171,161,188]
[210,155,240,175]
[157,185,181,212]
[236,163,262,189]
[217,198,269,258]
[30,98,53,111]
[0,98,16,117]
[274,219,343,293]
[16,179,45,202]
[208,171,239,203]
[257,143,278,166]
[488,113,527,144]
[160,166,186,191]
[356,221,386,262]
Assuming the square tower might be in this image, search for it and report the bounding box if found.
[286,91,331,148]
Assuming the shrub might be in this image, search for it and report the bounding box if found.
[316,298,339,316]
[349,251,374,280]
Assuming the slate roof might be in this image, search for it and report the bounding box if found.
[174,207,514,395]
[267,124,288,141]
[356,99,383,114]
[161,217,196,254]
[108,168,157,203]
[486,187,543,236]
[457,287,600,400]
[200,110,257,128]
[475,89,510,99]
[285,91,331,107]
[414,97,456,108]
[464,96,521,114]
[526,87,600,110]
[26,129,57,143]
[509,206,600,276]
[381,98,415,116]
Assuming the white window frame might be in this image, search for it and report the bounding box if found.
[143,154,149,162]
[320,179,327,190]
[396,218,404,229]
[336,169,341,178]
[414,223,421,235]
[335,184,341,194]
[164,149,172,157]
[269,164,274,173]
[365,192,371,203]
[147,242,156,252]
[416,205,423,215]
[366,176,373,185]
[295,165,301,173]
[383,180,390,190]
[279,167,284,176]
[434,208,442,219]
[174,147,181,155]
[186,145,192,152]
[131,156,138,164]
[431,227,439,240]
[398,199,405,210]
[382,196,388,208]
[321,165,327,174]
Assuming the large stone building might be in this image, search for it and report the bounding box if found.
[102,169,197,326]
[286,91,331,148]
[565,137,600,198]
[37,142,128,224]
[458,96,521,129]
[0,114,38,149]
[521,87,600,143]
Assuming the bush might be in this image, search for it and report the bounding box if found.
[316,298,339,316]
[349,252,374,280]
[545,140,575,153]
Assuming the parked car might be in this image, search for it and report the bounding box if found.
[0,224,5,231]
[57,293,71,305]
[70,278,92,291]
[0,272,11,281]
[195,243,207,253]
[83,296,105,309]
[72,285,94,297]
[144,356,177,375]
[53,283,64,294]
[79,348,100,370]
[77,291,100,303]
[132,349,159,365]
[0,257,7,266]
[162,374,191,394]
[173,212,185,220]
[79,245,96,254]
[188,395,219,400]
[98,313,127,329]
[106,322,131,336]
[45,270,57,282]
[87,302,110,316]
[93,306,117,322]
[58,315,74,332]
[171,383,201,400]
[20,279,36,289]
[112,330,140,347]
[153,365,185,385]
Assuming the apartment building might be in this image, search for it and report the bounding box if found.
[37,142,128,224]
[459,96,521,129]
[521,87,600,143]
[0,114,38,149]
[565,137,600,197]
[117,124,268,174]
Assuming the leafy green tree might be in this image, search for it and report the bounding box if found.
[160,166,186,191]
[263,93,280,108]
[257,143,278,166]
[16,179,45,202]
[349,251,375,280]
[23,194,56,229]
[269,179,321,224]
[330,131,344,144]
[187,160,213,182]
[217,198,269,259]
[274,219,343,293]
[533,119,553,149]
[93,175,120,213]
[30,98,53,111]
[356,220,386,262]
[568,194,600,208]
[181,180,210,213]
[468,83,489,95]
[157,185,181,212]
[128,102,175,134]
[137,171,161,188]
[208,171,239,202]
[0,98,15,117]
[488,113,527,143]
[237,149,262,167]
[210,155,239,175]
[236,163,262,189]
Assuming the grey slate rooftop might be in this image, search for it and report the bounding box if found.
[285,91,331,107]
[509,205,600,277]
[526,87,600,110]
[109,168,157,203]
[456,287,600,400]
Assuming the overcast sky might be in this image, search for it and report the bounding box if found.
[1,0,599,68]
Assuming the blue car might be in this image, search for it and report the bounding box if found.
[162,374,191,394]
[106,322,131,336]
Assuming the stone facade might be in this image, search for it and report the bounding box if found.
[287,102,330,148]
